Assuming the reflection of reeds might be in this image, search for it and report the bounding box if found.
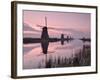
[75,45,91,66]
[37,45,91,68]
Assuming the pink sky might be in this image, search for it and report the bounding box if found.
[23,10,91,38]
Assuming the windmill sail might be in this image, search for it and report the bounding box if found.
[45,16,47,27]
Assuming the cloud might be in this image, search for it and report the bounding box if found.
[24,23,40,32]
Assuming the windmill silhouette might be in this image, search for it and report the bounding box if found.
[41,17,49,40]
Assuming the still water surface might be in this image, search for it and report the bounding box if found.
[23,39,91,69]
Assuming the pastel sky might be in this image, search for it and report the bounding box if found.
[23,10,91,38]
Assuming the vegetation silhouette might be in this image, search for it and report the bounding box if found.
[80,37,91,42]
[37,44,91,68]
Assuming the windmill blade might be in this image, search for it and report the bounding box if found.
[37,24,68,31]
[37,24,71,31]
[36,24,56,29]
[37,24,77,33]
[36,24,45,28]
[47,27,55,29]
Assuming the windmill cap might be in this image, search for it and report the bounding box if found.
[43,27,47,30]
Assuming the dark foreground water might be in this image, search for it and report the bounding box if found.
[23,39,91,69]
